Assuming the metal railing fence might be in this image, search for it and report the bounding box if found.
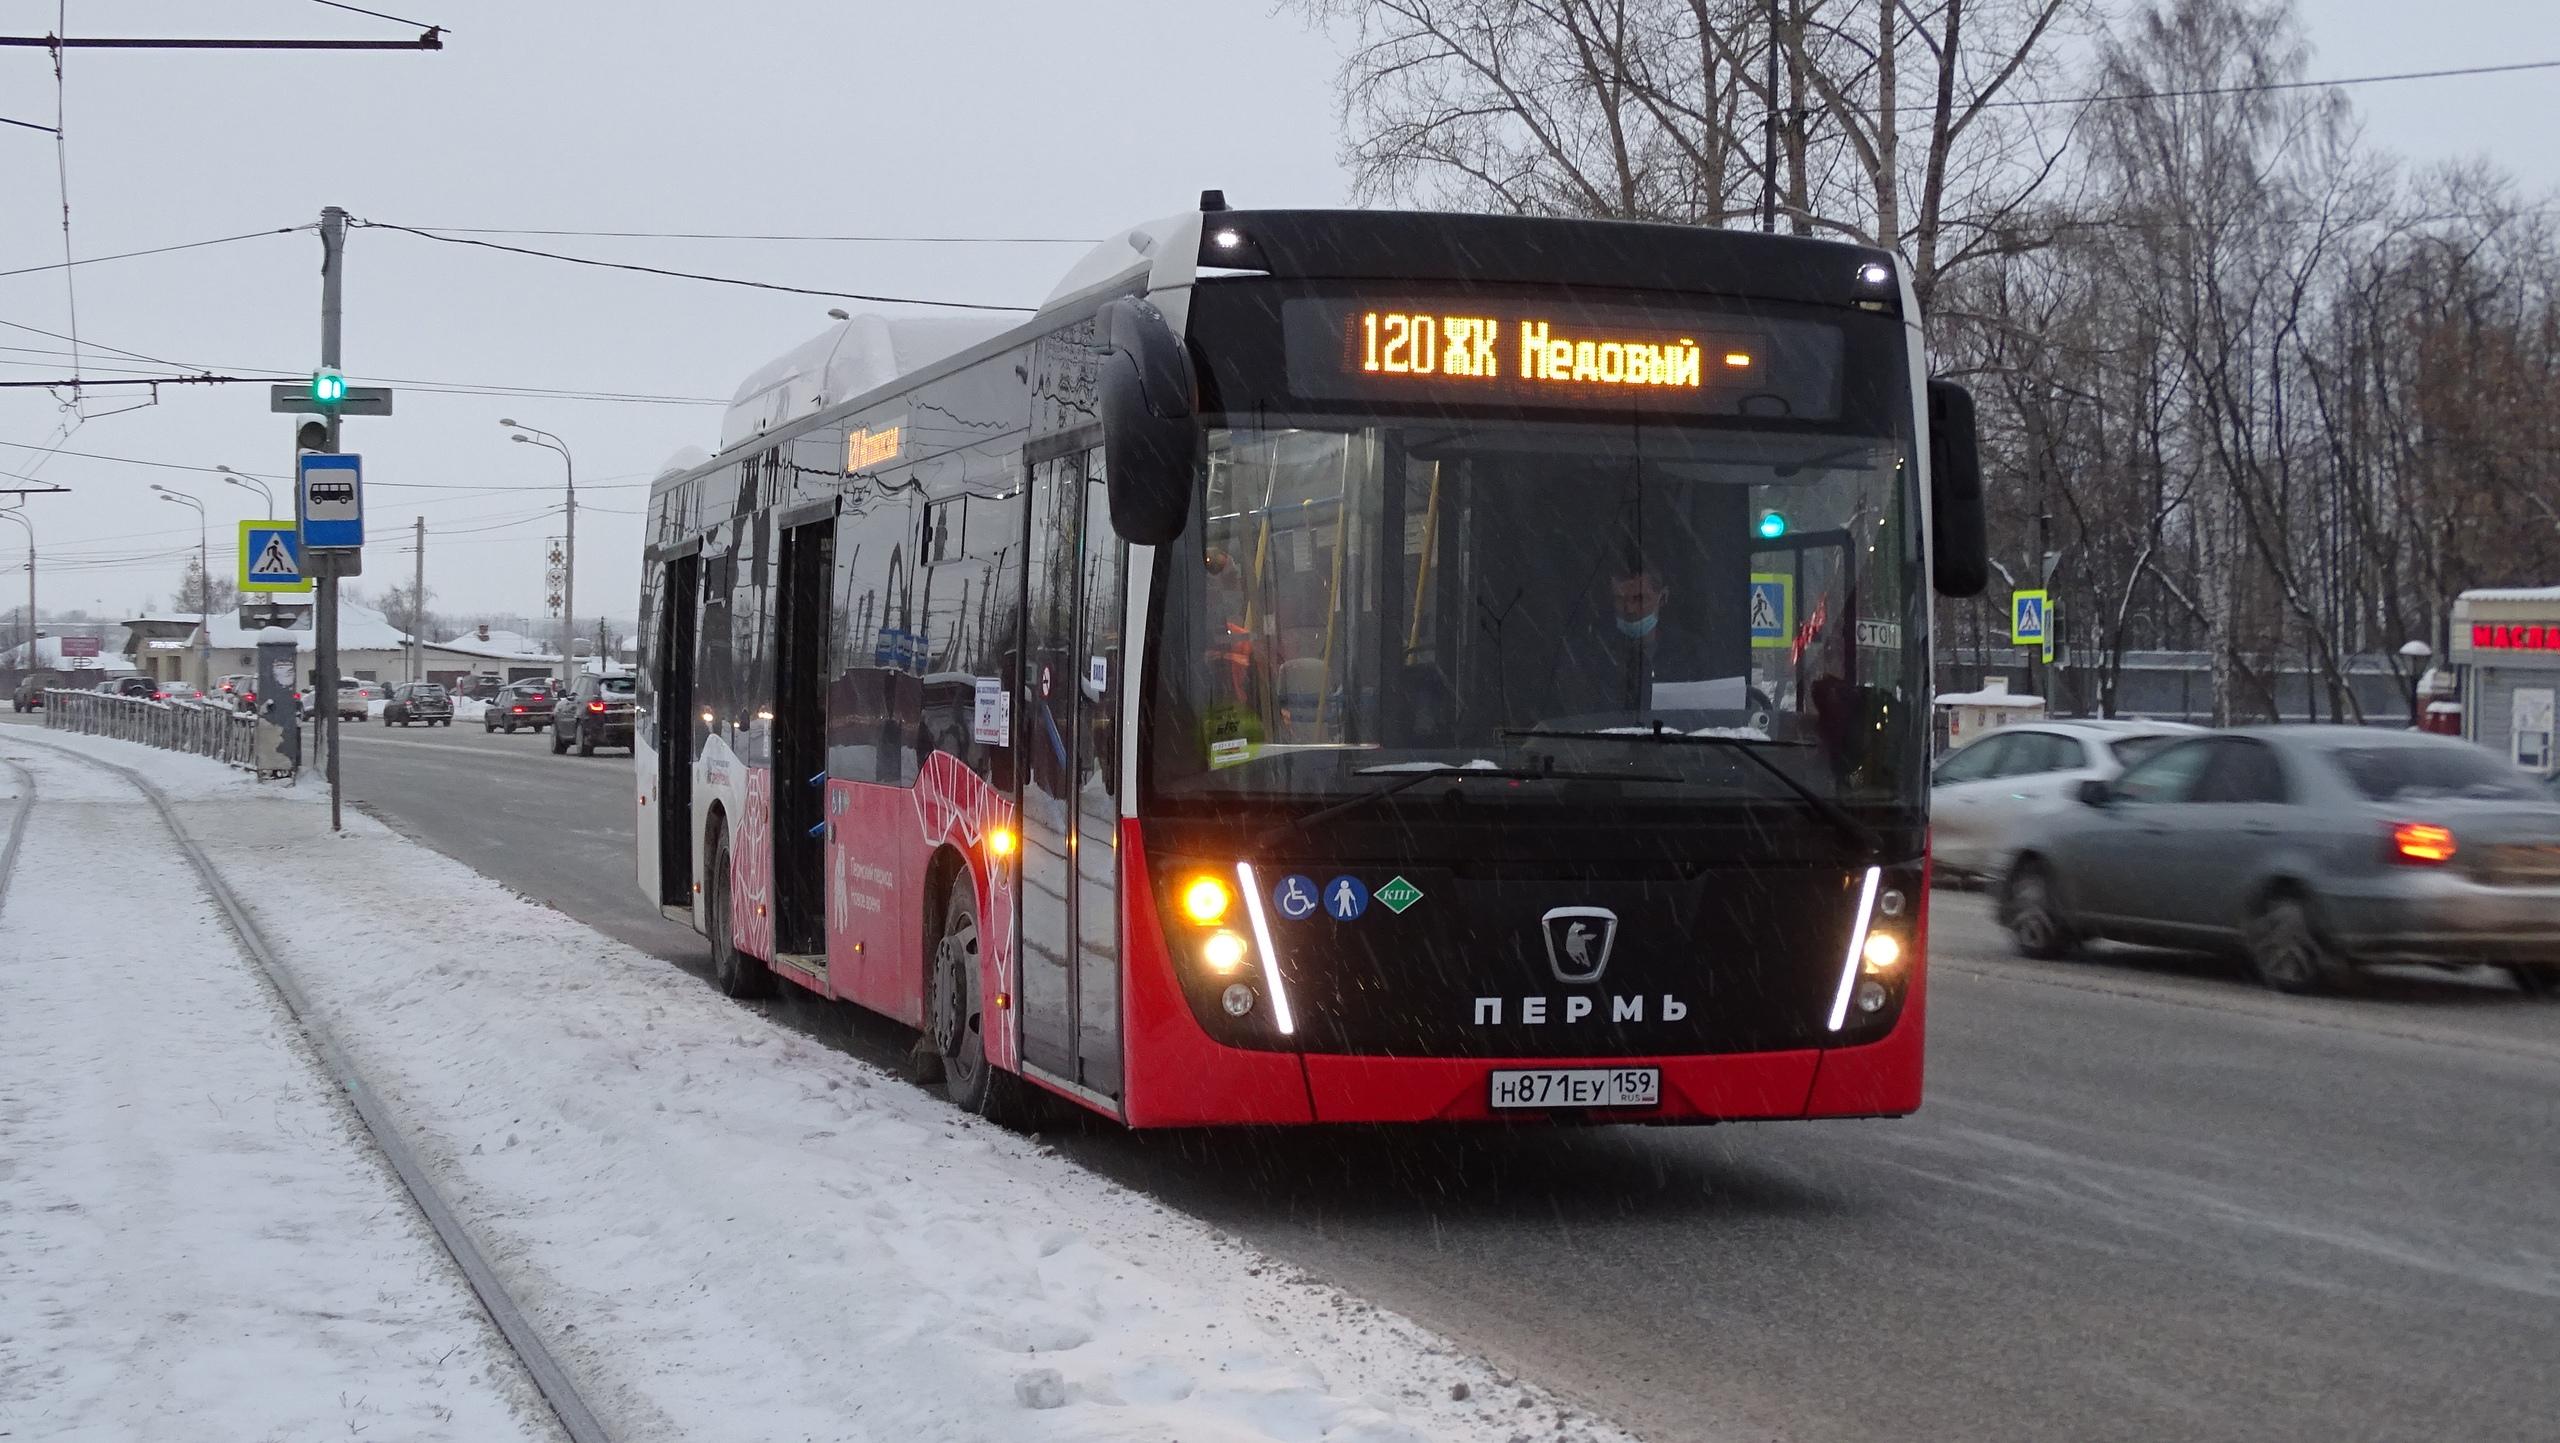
[41,689,265,772]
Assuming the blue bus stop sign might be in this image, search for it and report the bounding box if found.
[298,452,364,551]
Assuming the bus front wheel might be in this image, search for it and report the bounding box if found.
[704,820,773,1000]
[930,883,1031,1124]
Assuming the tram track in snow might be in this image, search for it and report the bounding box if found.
[2,733,615,1443]
[0,756,34,921]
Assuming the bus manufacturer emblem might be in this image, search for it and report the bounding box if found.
[1542,907,1618,984]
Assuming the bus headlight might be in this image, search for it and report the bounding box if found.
[1861,931,1903,973]
[1201,929,1249,973]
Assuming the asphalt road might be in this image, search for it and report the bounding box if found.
[64,711,2560,1443]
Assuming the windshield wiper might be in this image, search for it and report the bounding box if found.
[1255,758,1677,850]
[1498,725,1883,858]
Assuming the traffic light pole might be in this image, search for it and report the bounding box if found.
[317,204,347,833]
[412,515,425,683]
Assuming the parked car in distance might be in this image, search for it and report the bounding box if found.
[383,682,454,727]
[486,680,558,733]
[1932,720,2203,878]
[100,676,157,699]
[452,672,505,703]
[338,679,392,720]
[553,674,635,755]
[2001,727,2560,995]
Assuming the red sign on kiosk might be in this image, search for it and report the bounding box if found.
[2473,623,2560,651]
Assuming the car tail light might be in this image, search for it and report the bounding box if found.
[511,706,526,713]
[589,699,606,713]
[2387,822,2457,865]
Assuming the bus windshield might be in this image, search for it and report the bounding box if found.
[1145,417,1927,814]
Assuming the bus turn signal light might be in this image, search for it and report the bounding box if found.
[1181,875,1232,925]
[984,825,1017,858]
[2389,822,2456,864]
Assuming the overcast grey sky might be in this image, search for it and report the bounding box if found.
[3,0,2555,629]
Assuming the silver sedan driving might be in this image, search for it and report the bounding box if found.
[2001,727,2560,994]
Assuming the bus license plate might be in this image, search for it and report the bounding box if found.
[1488,1067,1661,1110]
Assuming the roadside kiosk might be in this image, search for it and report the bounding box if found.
[1932,675,2047,754]
[2448,585,2560,778]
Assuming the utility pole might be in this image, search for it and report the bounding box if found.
[317,204,347,832]
[412,514,425,682]
[565,476,576,678]
[0,510,30,676]
[1761,0,1780,233]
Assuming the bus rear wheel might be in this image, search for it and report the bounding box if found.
[704,819,773,1000]
[930,883,1030,1124]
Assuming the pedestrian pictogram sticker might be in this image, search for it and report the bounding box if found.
[237,521,312,594]
[1324,875,1369,921]
[1274,874,1320,921]
[1748,573,1792,650]
[2011,589,2049,646]
[1374,875,1425,914]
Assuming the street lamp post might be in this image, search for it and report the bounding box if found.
[152,485,210,690]
[501,419,575,676]
[0,509,31,676]
[215,464,276,517]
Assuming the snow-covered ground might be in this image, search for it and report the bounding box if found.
[0,744,559,1442]
[0,730,1636,1443]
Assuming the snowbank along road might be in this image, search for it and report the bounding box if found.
[1,726,1629,1443]
[0,740,572,1442]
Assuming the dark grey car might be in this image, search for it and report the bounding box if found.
[383,682,453,727]
[2002,727,2560,995]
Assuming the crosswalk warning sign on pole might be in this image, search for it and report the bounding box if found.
[1748,573,1793,650]
[238,521,313,594]
[2010,589,2048,647]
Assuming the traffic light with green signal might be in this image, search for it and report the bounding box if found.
[311,367,348,406]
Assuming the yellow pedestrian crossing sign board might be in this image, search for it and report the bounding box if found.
[2010,589,2048,646]
[1748,573,1793,649]
[238,521,312,594]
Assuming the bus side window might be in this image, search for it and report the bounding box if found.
[917,453,1026,787]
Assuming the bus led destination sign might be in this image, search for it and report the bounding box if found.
[1359,310,1747,390]
[1279,294,1839,417]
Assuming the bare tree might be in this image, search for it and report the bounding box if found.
[1301,0,2085,300]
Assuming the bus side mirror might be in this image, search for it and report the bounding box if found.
[1926,379,1988,598]
[1098,295,1199,546]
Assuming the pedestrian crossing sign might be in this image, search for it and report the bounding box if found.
[238,521,312,594]
[1748,573,1793,650]
[2011,589,2048,646]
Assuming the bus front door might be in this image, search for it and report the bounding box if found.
[1016,444,1125,1104]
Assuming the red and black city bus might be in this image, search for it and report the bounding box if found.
[634,199,1988,1126]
